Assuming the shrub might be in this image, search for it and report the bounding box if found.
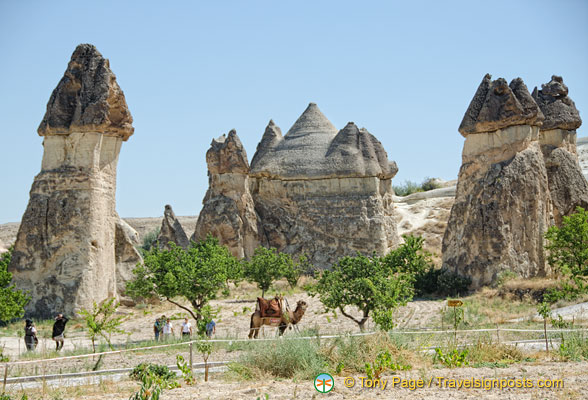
[0,246,30,323]
[544,206,588,297]
[141,228,160,252]
[393,180,422,196]
[412,267,470,297]
[130,363,177,383]
[433,348,468,368]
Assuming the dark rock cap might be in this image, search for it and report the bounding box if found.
[532,75,582,131]
[206,130,250,175]
[38,44,134,139]
[459,74,544,136]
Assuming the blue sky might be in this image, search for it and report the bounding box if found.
[1,0,587,223]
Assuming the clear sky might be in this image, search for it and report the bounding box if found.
[1,0,587,224]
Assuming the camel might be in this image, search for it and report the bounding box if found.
[248,300,308,339]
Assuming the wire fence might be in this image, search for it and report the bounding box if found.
[2,325,588,391]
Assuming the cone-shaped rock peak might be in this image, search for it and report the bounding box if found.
[285,102,338,137]
[38,43,134,140]
[459,74,543,136]
[250,103,394,179]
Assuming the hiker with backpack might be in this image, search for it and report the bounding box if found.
[24,319,38,351]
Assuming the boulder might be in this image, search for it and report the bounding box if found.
[8,44,137,318]
[155,204,190,250]
[443,75,551,288]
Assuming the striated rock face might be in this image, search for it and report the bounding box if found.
[443,75,551,288]
[534,76,588,225]
[245,103,400,267]
[155,205,190,250]
[193,130,264,258]
[8,44,138,318]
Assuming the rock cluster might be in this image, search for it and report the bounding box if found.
[8,44,140,318]
[443,74,586,288]
[195,103,400,267]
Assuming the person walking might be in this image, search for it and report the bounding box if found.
[181,317,192,339]
[205,320,216,338]
[162,318,174,340]
[24,319,38,351]
[52,313,69,351]
[153,315,165,342]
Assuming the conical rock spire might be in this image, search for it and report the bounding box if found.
[38,44,134,140]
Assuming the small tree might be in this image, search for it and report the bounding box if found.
[79,297,129,352]
[0,247,30,323]
[545,206,588,295]
[126,236,236,321]
[244,247,289,297]
[311,253,413,331]
[537,302,551,353]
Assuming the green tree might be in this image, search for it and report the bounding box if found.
[0,247,30,322]
[244,247,290,297]
[126,236,236,321]
[311,253,413,331]
[545,207,588,296]
[79,297,129,352]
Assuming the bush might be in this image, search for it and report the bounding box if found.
[544,206,588,297]
[413,267,470,297]
[393,180,422,196]
[141,228,160,252]
[130,363,177,383]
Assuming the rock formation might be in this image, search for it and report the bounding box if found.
[533,76,588,224]
[8,44,138,318]
[193,130,264,258]
[196,103,400,267]
[442,75,551,288]
[155,204,190,250]
[115,216,142,306]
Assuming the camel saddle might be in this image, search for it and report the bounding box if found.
[257,296,282,317]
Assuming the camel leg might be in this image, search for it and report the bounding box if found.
[278,323,288,336]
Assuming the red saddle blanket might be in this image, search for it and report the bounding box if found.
[257,297,281,317]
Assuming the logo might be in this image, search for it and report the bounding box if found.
[314,373,334,393]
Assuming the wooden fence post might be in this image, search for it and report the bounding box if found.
[189,342,193,376]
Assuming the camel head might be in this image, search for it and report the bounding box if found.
[296,300,308,313]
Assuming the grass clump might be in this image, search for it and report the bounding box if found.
[467,341,524,367]
[228,338,327,380]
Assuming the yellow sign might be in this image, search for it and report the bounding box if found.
[447,300,463,307]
